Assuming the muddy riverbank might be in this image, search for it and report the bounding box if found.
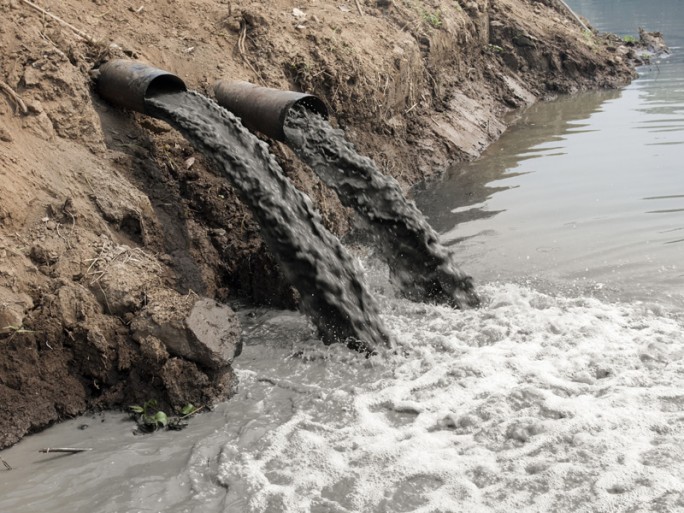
[1,0,640,448]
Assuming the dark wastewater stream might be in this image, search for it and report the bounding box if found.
[146,91,391,353]
[283,106,479,309]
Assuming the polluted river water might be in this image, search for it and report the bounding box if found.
[414,0,684,305]
[2,1,684,512]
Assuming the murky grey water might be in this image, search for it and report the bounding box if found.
[2,2,684,512]
[415,0,684,304]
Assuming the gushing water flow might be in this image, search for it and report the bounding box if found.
[145,91,392,352]
[283,106,479,309]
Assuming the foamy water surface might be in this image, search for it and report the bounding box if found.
[1,283,683,513]
[217,284,684,513]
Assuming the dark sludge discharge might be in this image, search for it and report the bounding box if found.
[283,105,480,309]
[145,91,392,353]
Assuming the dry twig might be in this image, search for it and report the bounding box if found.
[555,0,589,32]
[236,24,266,86]
[39,31,68,59]
[19,0,95,43]
[39,447,92,453]
[354,0,365,16]
[0,80,28,115]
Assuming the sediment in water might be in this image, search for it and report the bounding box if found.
[146,91,392,353]
[284,107,479,309]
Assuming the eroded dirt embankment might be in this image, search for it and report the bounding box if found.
[0,0,637,448]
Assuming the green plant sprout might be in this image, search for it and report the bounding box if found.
[485,44,504,53]
[422,10,442,28]
[129,400,168,431]
[129,400,202,433]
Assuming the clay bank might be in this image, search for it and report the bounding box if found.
[0,0,645,448]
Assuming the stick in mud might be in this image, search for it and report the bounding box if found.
[39,448,93,454]
[1,456,12,470]
[283,106,480,309]
[19,0,96,43]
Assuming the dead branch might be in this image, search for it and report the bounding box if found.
[19,0,95,44]
[237,24,266,86]
[354,0,365,16]
[554,0,589,32]
[0,80,28,115]
[39,447,93,453]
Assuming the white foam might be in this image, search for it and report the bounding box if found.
[1,283,682,513]
[218,283,684,512]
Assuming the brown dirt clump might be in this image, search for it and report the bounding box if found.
[1,0,638,448]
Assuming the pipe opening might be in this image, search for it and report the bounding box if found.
[96,59,187,114]
[213,80,329,142]
[146,74,187,100]
[292,96,328,119]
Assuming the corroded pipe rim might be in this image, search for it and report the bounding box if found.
[95,59,187,114]
[213,80,329,142]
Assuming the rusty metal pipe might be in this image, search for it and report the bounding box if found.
[214,80,328,142]
[95,59,186,114]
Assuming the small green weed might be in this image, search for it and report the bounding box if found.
[129,400,201,433]
[623,35,637,44]
[129,400,168,431]
[485,44,504,54]
[422,10,442,28]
